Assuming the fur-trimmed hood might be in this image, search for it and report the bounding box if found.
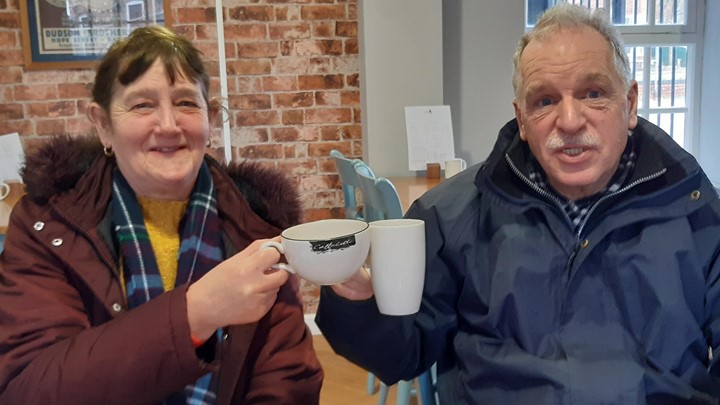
[20,135,302,229]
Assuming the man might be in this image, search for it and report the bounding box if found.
[316,3,720,404]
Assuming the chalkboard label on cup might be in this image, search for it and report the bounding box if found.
[310,235,356,254]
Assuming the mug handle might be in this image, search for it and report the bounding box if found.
[0,183,9,200]
[460,158,467,170]
[259,241,296,274]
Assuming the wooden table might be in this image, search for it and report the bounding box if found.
[387,176,442,213]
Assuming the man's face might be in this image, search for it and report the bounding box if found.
[513,27,638,201]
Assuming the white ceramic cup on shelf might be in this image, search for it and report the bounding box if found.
[369,218,425,316]
[0,182,9,201]
[444,158,467,179]
[260,219,370,285]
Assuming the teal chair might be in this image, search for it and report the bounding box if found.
[355,165,437,405]
[330,150,375,220]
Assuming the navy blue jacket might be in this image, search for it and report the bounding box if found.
[317,118,720,404]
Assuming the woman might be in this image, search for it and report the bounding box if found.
[0,26,322,404]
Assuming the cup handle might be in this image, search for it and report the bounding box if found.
[0,183,9,200]
[259,241,296,274]
[460,158,467,170]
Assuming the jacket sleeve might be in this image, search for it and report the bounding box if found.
[316,194,463,384]
[0,201,211,405]
[240,275,323,404]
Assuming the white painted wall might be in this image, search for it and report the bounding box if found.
[698,1,720,186]
[442,2,526,166]
[359,0,444,177]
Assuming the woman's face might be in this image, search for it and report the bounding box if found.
[90,59,212,200]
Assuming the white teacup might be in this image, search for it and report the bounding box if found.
[261,219,370,285]
[445,158,467,179]
[0,182,9,201]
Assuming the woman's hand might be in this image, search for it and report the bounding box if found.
[186,238,288,341]
[330,266,374,301]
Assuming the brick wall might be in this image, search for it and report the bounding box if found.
[0,0,361,313]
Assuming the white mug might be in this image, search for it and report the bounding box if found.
[369,218,425,315]
[445,158,467,179]
[0,182,9,201]
[260,219,370,285]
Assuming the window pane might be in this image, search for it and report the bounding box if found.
[616,0,649,25]
[651,46,687,108]
[656,0,687,24]
[649,112,685,145]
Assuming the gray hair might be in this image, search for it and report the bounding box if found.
[512,2,631,100]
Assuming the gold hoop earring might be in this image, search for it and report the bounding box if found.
[103,146,114,157]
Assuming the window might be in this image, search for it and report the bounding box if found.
[525,0,704,152]
[126,1,146,22]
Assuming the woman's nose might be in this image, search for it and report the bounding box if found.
[556,98,586,134]
[157,106,180,133]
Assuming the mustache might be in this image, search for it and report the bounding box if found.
[545,133,599,150]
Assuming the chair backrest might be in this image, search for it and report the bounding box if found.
[330,150,374,220]
[355,166,403,221]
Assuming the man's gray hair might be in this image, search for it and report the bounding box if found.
[512,3,631,100]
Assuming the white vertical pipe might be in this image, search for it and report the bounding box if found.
[215,0,232,163]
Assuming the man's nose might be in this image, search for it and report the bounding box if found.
[556,97,586,134]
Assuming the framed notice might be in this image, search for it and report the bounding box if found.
[20,0,172,70]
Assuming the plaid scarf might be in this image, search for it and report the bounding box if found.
[112,162,223,405]
[528,135,636,232]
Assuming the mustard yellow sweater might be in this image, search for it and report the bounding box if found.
[134,197,188,292]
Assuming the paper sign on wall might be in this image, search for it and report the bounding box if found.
[0,133,25,183]
[404,106,455,171]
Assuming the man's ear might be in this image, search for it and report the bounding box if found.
[87,102,112,145]
[513,100,527,141]
[627,80,639,130]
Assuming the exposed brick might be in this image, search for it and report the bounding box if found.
[58,83,92,99]
[282,109,304,125]
[273,91,314,108]
[315,91,340,106]
[0,66,21,84]
[0,119,31,136]
[268,23,311,40]
[231,127,269,144]
[66,117,94,134]
[0,11,20,29]
[228,6,273,21]
[262,76,298,91]
[236,76,263,93]
[175,7,216,24]
[27,101,76,118]
[320,125,360,141]
[344,38,358,54]
[336,21,357,37]
[276,159,317,177]
[237,42,279,58]
[226,59,272,75]
[346,73,360,88]
[13,84,58,101]
[0,103,22,120]
[0,30,17,47]
[0,49,22,66]
[301,5,346,20]
[36,119,67,136]
[224,24,267,41]
[229,94,272,110]
[235,110,279,126]
[308,141,349,158]
[272,126,319,142]
[235,144,284,159]
[306,108,352,124]
[312,21,335,37]
[281,39,342,56]
[302,207,340,222]
[340,90,360,106]
[298,74,343,90]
